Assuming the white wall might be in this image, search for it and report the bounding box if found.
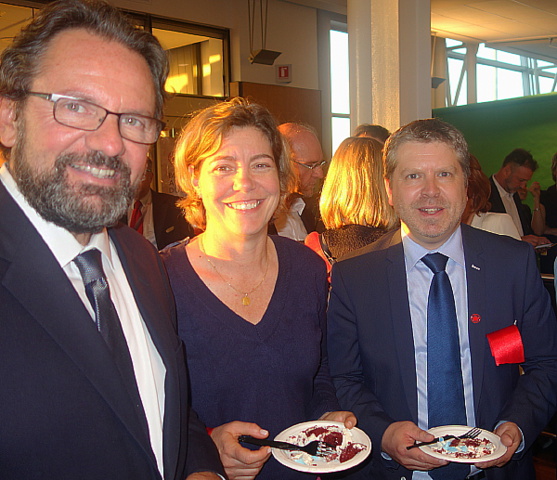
[114,0,321,90]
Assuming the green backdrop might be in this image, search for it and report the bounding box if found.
[433,93,557,206]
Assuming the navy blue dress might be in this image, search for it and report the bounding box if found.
[161,235,340,479]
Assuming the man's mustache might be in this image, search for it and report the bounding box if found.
[55,151,130,175]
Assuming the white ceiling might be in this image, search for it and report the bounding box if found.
[1,1,557,61]
[431,0,557,61]
[283,0,557,62]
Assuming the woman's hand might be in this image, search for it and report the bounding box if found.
[319,411,358,429]
[210,421,272,480]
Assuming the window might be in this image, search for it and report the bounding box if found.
[0,3,229,99]
[330,27,350,154]
[445,37,557,107]
[0,3,36,56]
[152,20,228,98]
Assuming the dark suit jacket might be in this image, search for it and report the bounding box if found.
[0,182,223,480]
[328,225,557,480]
[488,176,533,236]
[151,189,194,249]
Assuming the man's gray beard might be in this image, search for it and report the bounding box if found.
[12,148,138,235]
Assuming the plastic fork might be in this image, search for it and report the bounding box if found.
[238,435,337,457]
[406,427,482,450]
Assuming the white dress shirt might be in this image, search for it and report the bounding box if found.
[0,164,166,476]
[492,175,524,236]
[274,196,309,241]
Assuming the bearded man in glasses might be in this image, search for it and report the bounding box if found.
[0,1,224,479]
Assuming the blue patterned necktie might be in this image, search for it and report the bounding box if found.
[422,253,469,480]
[74,249,148,427]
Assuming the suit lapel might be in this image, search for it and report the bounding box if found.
[110,228,180,478]
[489,177,505,213]
[384,231,419,420]
[150,190,164,246]
[513,192,532,235]
[0,184,157,471]
[461,225,488,414]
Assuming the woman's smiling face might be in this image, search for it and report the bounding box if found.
[193,126,280,237]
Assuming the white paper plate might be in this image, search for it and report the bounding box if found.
[419,425,507,463]
[272,420,371,473]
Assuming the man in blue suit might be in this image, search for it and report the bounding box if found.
[0,1,223,479]
[328,119,557,479]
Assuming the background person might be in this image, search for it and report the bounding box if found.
[539,154,557,273]
[128,157,194,249]
[540,152,557,237]
[161,98,355,480]
[305,136,398,270]
[516,183,546,237]
[461,155,520,240]
[272,122,326,240]
[353,123,391,144]
[0,1,223,479]
[488,148,549,247]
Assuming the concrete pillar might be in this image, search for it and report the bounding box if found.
[348,0,432,133]
[466,43,479,104]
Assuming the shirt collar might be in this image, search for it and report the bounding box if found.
[291,196,306,215]
[0,163,113,268]
[401,223,465,272]
[138,188,152,206]
[492,175,514,199]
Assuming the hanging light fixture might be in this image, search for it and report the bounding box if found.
[248,0,282,65]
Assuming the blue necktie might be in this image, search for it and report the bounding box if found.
[422,253,469,480]
[74,249,148,428]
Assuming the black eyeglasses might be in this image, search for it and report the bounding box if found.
[28,92,165,145]
[292,159,327,170]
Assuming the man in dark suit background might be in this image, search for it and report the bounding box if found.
[488,148,548,247]
[328,119,557,479]
[129,158,194,249]
[0,1,223,479]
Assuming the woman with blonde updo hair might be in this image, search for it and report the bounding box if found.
[161,97,356,480]
[306,136,398,268]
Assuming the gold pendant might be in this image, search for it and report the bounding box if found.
[242,295,250,306]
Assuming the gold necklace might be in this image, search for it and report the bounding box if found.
[199,235,270,306]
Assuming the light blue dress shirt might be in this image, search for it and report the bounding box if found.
[403,226,476,479]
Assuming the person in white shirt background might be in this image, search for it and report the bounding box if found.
[272,122,326,241]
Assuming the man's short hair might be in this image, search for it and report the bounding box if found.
[383,118,470,182]
[278,122,319,144]
[0,0,168,119]
[502,148,538,172]
[353,123,391,143]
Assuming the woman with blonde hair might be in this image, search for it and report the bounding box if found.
[306,136,398,267]
[161,98,355,480]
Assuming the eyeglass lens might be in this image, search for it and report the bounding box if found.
[53,97,161,144]
[298,160,326,170]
